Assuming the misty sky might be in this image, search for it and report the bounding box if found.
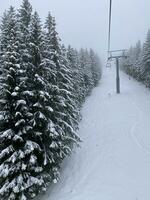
[1,0,150,62]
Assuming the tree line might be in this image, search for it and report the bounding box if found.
[0,0,101,199]
[121,30,150,87]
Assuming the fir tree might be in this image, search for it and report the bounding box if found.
[18,0,32,33]
[90,49,102,86]
[43,13,80,153]
[141,30,150,86]
[18,0,32,71]
[121,30,150,87]
[0,7,34,200]
[78,48,93,97]
[67,46,84,105]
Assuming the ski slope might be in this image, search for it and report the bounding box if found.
[38,67,150,200]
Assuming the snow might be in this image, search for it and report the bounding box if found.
[37,67,150,200]
[25,140,42,155]
[30,155,37,164]
[0,145,14,160]
[15,112,23,118]
[53,179,58,184]
[20,193,27,200]
[23,91,34,97]
[14,86,20,91]
[45,106,53,112]
[36,111,47,121]
[16,100,26,108]
[0,129,14,140]
[49,141,58,149]
[15,119,25,127]
[11,92,18,97]
[33,102,43,108]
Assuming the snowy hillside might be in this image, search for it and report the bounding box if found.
[38,67,150,200]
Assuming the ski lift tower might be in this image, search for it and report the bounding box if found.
[108,49,128,94]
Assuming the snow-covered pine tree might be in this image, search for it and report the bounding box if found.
[67,47,101,105]
[42,12,58,86]
[0,11,10,52]
[77,49,88,100]
[20,11,79,198]
[18,0,32,33]
[127,46,136,76]
[121,45,137,78]
[84,49,95,93]
[133,40,142,81]
[122,31,150,87]
[66,46,85,105]
[135,40,142,61]
[0,7,36,200]
[43,13,80,155]
[18,0,32,72]
[90,49,102,87]
[78,48,94,97]
[141,30,150,87]
[60,44,80,131]
[0,10,9,80]
[0,10,54,200]
[18,11,55,197]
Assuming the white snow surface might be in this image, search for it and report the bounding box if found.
[38,68,150,200]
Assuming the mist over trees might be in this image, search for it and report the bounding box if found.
[121,29,150,88]
[0,0,101,199]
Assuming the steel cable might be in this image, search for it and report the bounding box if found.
[108,0,112,58]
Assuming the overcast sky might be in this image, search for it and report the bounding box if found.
[1,0,150,62]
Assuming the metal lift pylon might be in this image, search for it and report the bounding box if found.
[108,50,128,94]
[107,0,129,94]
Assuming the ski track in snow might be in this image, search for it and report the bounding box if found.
[37,67,150,200]
[129,100,150,155]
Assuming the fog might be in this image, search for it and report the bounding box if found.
[0,0,150,63]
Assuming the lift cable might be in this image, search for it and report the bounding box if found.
[108,0,112,58]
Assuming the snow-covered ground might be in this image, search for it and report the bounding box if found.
[38,67,150,200]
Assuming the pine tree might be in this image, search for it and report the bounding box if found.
[90,49,101,87]
[84,49,94,93]
[0,7,34,200]
[43,13,80,152]
[18,0,32,72]
[134,41,142,81]
[42,12,58,86]
[18,0,32,33]
[121,44,140,79]
[60,44,80,131]
[19,11,53,197]
[141,30,150,86]
[67,46,84,105]
[0,11,10,52]
[78,48,93,97]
